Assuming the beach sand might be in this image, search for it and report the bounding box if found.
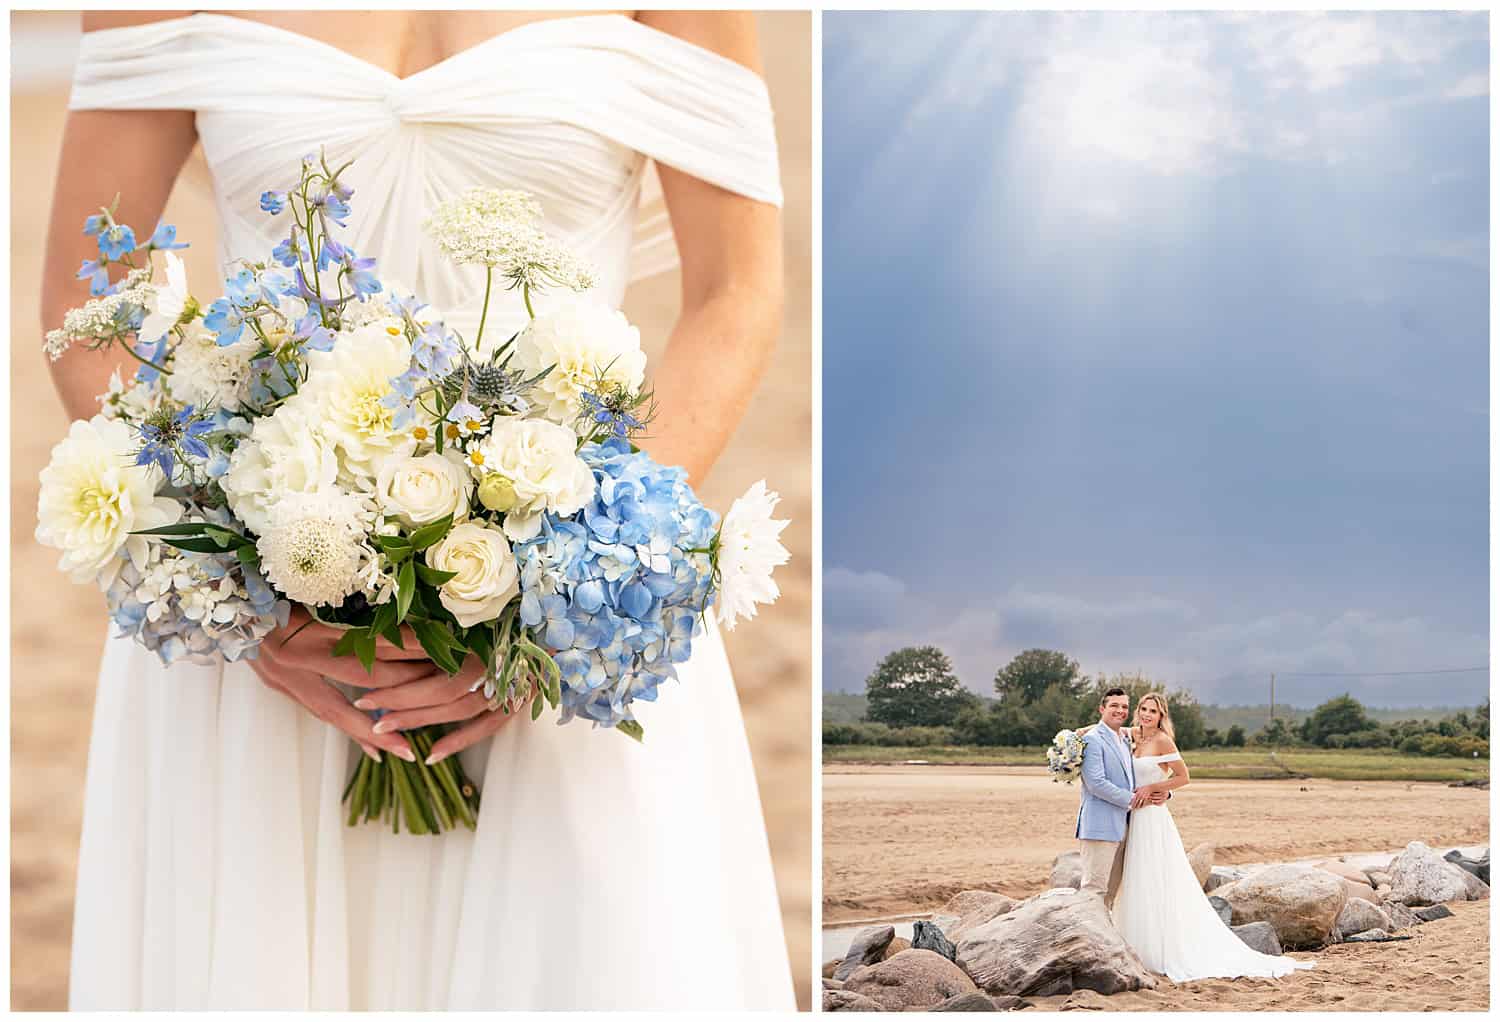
[824,765,1489,1010]
[10,12,813,1010]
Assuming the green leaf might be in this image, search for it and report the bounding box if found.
[376,534,413,557]
[411,619,463,674]
[414,563,458,587]
[616,719,645,743]
[370,600,396,637]
[130,523,214,537]
[160,537,235,554]
[464,624,495,665]
[408,514,454,552]
[352,630,377,674]
[396,559,416,623]
[202,525,245,549]
[331,630,361,658]
[530,692,545,721]
[235,546,260,567]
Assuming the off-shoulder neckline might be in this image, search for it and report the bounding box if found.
[79,13,768,90]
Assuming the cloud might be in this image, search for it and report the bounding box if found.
[823,567,909,630]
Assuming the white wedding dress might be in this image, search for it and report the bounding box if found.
[1112,754,1314,983]
[65,14,793,1010]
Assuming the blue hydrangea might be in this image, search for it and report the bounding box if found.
[514,439,718,729]
[103,508,289,666]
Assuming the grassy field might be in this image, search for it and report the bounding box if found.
[823,744,1490,782]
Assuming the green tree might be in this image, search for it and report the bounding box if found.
[1078,672,1208,750]
[994,649,1083,704]
[1225,724,1246,747]
[1300,694,1374,747]
[864,646,972,727]
[1252,717,1295,746]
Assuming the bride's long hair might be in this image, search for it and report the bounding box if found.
[1132,692,1175,742]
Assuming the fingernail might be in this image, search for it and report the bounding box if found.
[372,720,392,734]
[363,746,382,763]
[354,698,375,710]
[425,752,444,766]
[395,745,416,762]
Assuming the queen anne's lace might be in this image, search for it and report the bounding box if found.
[423,187,595,291]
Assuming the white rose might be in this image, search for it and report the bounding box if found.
[376,452,472,528]
[221,399,340,536]
[514,297,647,431]
[470,418,595,541]
[35,416,180,587]
[426,521,519,627]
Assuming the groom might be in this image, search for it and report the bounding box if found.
[1075,688,1166,905]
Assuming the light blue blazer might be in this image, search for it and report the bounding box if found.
[1075,726,1137,842]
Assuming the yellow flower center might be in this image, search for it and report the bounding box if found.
[350,387,394,435]
[386,325,401,336]
[445,424,461,440]
[72,483,120,526]
[465,419,482,433]
[469,450,485,466]
[411,425,430,442]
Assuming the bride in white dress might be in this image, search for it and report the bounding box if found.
[1111,694,1314,983]
[43,10,795,1010]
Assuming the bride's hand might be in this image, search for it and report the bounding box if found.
[247,606,432,762]
[351,656,516,765]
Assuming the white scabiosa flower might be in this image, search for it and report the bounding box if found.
[297,323,417,483]
[166,324,260,412]
[514,297,647,430]
[221,399,340,536]
[138,250,192,345]
[256,490,369,608]
[424,187,594,291]
[469,418,595,542]
[35,415,180,586]
[714,480,790,630]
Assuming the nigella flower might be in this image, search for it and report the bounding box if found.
[260,190,287,215]
[147,222,188,251]
[135,404,214,479]
[580,391,644,439]
[203,298,246,346]
[98,223,137,260]
[76,258,110,297]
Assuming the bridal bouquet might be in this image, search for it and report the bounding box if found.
[1047,729,1086,783]
[37,152,790,834]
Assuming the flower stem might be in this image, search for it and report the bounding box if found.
[121,339,170,376]
[475,267,493,350]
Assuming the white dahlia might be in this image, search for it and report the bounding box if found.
[256,489,370,608]
[138,250,191,345]
[220,399,340,536]
[514,297,647,431]
[714,480,790,630]
[35,416,180,586]
[298,323,416,483]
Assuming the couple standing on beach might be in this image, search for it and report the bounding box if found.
[1075,688,1316,983]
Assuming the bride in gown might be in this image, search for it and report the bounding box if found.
[1111,693,1314,983]
[43,10,795,1010]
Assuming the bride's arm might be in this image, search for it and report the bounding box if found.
[631,11,784,483]
[43,19,198,417]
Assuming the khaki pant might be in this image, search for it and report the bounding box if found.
[1079,837,1126,906]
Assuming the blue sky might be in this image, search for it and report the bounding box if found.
[823,12,1489,708]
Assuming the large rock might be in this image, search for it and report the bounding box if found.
[942,892,1019,943]
[932,992,999,1011]
[1444,848,1489,885]
[1049,850,1082,890]
[1413,904,1455,923]
[1214,864,1347,947]
[843,949,979,1011]
[1188,843,1216,889]
[1208,895,1232,926]
[1367,870,1393,889]
[1333,898,1392,941]
[1232,921,1283,956]
[1390,842,1489,906]
[912,920,958,962]
[1314,858,1371,885]
[939,890,1014,918]
[955,889,1156,997]
[1205,866,1248,893]
[832,925,895,981]
[824,989,888,1012]
[1381,900,1421,930]
[822,958,842,979]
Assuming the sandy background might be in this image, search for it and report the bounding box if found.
[824,766,1489,1010]
[9,12,812,1011]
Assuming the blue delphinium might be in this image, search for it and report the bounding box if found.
[260,190,287,215]
[515,439,718,729]
[147,222,189,250]
[97,223,136,259]
[76,258,110,296]
[203,297,247,346]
